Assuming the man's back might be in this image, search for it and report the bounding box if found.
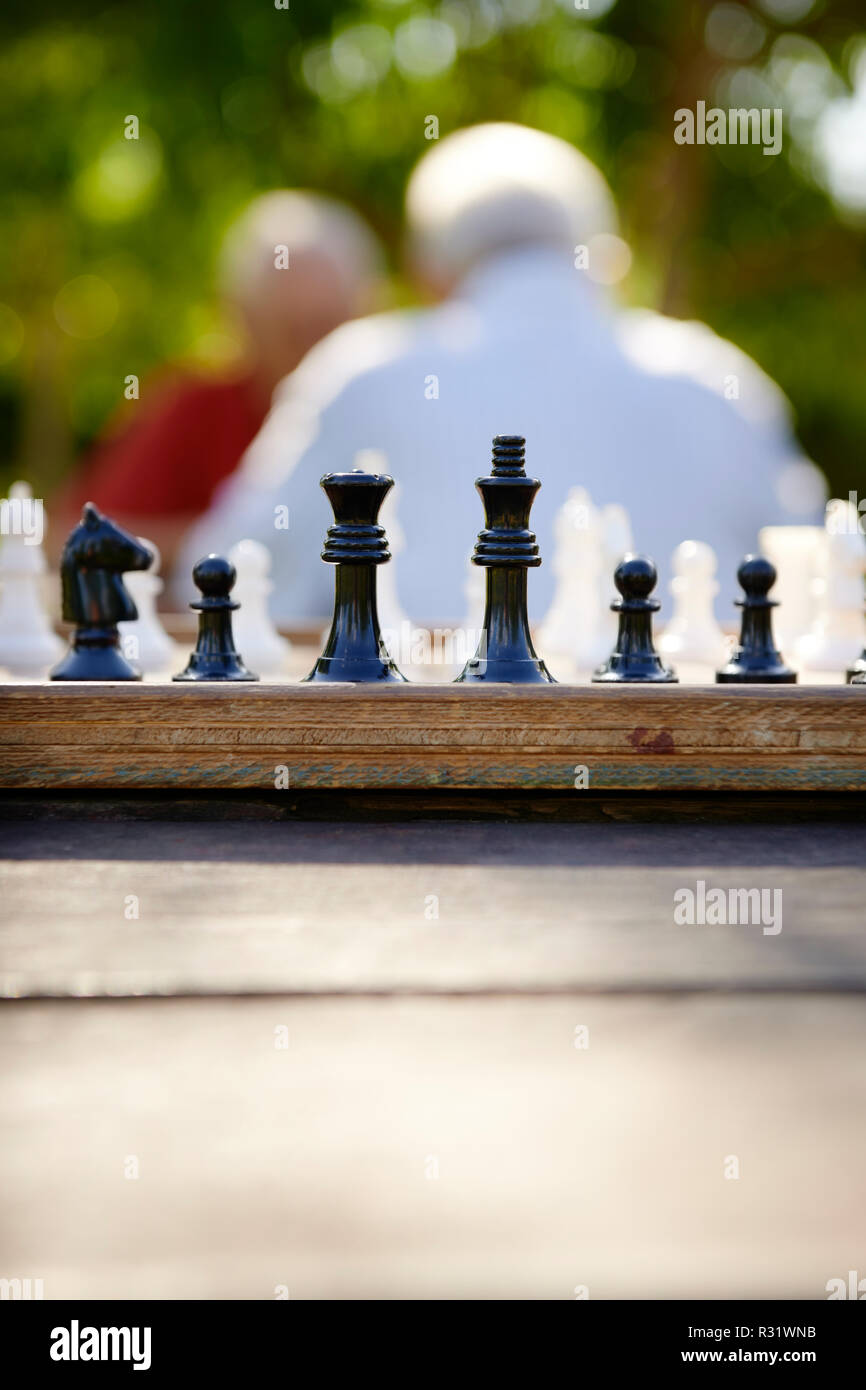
[179,246,822,624]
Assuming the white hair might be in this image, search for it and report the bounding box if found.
[406,122,618,285]
[219,190,383,302]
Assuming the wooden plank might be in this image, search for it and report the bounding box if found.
[2,818,864,998]
[1,681,865,791]
[2,994,864,1298]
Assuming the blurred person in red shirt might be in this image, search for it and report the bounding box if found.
[53,191,384,570]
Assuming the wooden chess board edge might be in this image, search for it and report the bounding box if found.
[1,681,864,791]
[0,757,863,791]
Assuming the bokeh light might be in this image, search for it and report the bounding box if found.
[393,17,457,78]
[73,135,163,223]
[705,4,766,63]
[54,276,119,339]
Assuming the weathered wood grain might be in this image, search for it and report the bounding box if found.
[2,995,864,1299]
[1,681,865,790]
[2,816,864,998]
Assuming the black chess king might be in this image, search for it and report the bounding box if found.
[50,502,153,681]
[456,435,554,684]
[306,467,406,683]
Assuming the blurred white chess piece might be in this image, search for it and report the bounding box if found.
[659,540,728,666]
[598,502,635,664]
[758,523,823,655]
[538,488,609,671]
[538,488,593,664]
[119,538,179,674]
[375,472,411,646]
[797,498,865,673]
[228,538,292,676]
[462,553,486,636]
[0,480,63,676]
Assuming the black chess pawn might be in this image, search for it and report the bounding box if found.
[455,435,554,684]
[173,555,258,681]
[716,555,796,684]
[593,554,677,683]
[50,502,153,681]
[306,468,406,683]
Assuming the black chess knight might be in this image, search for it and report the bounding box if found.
[306,468,406,683]
[173,555,258,681]
[50,502,153,681]
[593,554,677,683]
[455,435,554,684]
[716,555,796,684]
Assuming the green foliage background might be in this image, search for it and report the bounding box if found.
[0,0,863,496]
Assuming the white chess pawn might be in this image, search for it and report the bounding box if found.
[228,538,292,676]
[659,540,728,666]
[797,498,866,673]
[0,480,64,676]
[118,538,179,674]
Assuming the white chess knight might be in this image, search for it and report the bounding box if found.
[0,480,63,675]
[118,538,179,674]
[658,540,729,666]
[228,538,292,676]
[797,497,866,673]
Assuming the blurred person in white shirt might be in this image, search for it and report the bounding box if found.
[176,123,825,623]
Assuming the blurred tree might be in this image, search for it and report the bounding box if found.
[0,0,863,499]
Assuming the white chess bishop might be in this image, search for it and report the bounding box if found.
[658,540,729,667]
[0,480,63,676]
[797,497,866,674]
[228,538,292,676]
[118,538,179,674]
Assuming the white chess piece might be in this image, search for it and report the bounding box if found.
[118,538,179,674]
[537,488,593,662]
[0,480,63,676]
[597,502,635,666]
[376,476,411,650]
[659,540,728,666]
[228,538,292,676]
[797,498,866,673]
[462,553,486,637]
[759,524,823,655]
[537,487,609,672]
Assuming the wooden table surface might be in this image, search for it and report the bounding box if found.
[1,789,864,1300]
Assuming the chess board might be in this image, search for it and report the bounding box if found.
[1,674,864,792]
